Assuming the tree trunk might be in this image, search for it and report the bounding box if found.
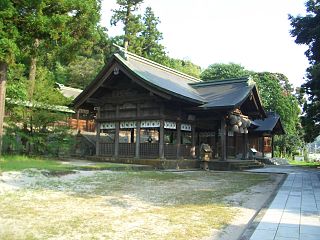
[0,61,8,156]
[28,38,40,100]
[123,3,131,50]
[28,56,37,100]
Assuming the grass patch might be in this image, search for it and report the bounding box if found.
[0,155,151,173]
[288,160,320,168]
[74,162,151,171]
[0,155,74,173]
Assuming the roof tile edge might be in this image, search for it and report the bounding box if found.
[113,44,201,83]
[190,76,254,87]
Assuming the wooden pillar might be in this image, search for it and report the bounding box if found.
[271,135,274,158]
[233,132,239,158]
[95,107,101,156]
[242,133,248,159]
[220,117,227,161]
[176,122,181,159]
[85,113,89,132]
[95,122,100,155]
[114,122,119,158]
[135,121,140,159]
[234,133,238,158]
[114,104,120,158]
[261,136,265,158]
[159,119,165,159]
[191,124,196,158]
[76,109,80,132]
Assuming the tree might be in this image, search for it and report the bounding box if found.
[54,25,112,89]
[64,56,105,89]
[165,58,201,78]
[111,0,144,52]
[141,7,166,63]
[0,0,19,155]
[200,63,251,81]
[290,0,320,142]
[252,72,302,156]
[12,0,102,100]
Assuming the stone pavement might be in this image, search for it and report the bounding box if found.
[246,166,320,240]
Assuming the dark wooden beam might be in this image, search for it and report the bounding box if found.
[159,119,165,159]
[96,123,100,155]
[220,117,227,161]
[176,122,181,159]
[87,98,103,105]
[114,122,119,158]
[135,121,140,159]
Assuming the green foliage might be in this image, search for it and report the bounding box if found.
[3,124,74,156]
[0,0,19,64]
[111,0,144,52]
[290,0,320,142]
[110,0,202,78]
[6,63,28,100]
[253,73,303,155]
[0,155,74,172]
[140,7,166,63]
[200,63,251,81]
[164,57,201,78]
[13,0,102,63]
[62,56,105,89]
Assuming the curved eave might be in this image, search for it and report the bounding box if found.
[73,55,118,108]
[73,54,206,108]
[118,60,206,105]
[234,85,266,118]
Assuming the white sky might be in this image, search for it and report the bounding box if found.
[101,0,310,87]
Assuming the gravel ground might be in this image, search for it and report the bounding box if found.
[0,169,282,240]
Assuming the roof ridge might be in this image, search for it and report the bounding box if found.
[190,76,252,87]
[114,44,201,83]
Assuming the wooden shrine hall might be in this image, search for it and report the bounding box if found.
[73,48,272,163]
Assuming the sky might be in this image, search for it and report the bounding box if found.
[100,0,310,87]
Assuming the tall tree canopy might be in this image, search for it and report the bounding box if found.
[12,0,102,98]
[110,0,201,77]
[1,0,108,154]
[290,0,320,142]
[140,7,166,63]
[200,63,250,81]
[111,0,144,52]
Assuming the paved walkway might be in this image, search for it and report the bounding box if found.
[247,166,320,240]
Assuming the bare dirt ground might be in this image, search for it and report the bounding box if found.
[0,169,283,240]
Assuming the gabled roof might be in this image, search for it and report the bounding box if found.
[252,112,285,135]
[191,77,255,109]
[116,52,206,104]
[73,50,206,107]
[73,48,266,118]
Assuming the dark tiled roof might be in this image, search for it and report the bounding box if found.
[191,77,255,109]
[73,49,265,118]
[115,52,206,103]
[252,112,285,134]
